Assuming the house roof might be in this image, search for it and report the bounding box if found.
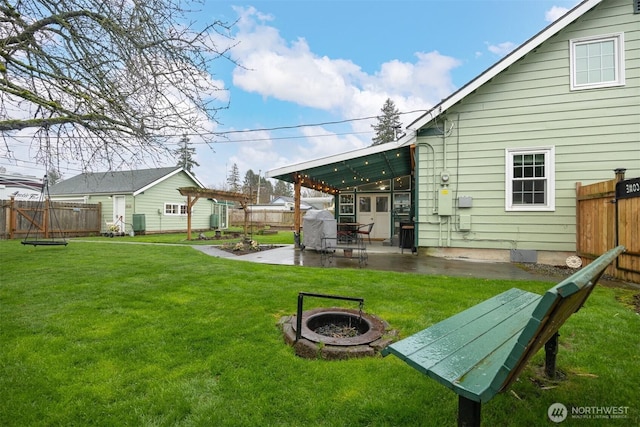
[409,0,604,131]
[50,167,203,196]
[270,196,316,209]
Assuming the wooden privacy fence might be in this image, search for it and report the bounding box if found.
[0,198,101,239]
[576,170,640,283]
[229,209,296,229]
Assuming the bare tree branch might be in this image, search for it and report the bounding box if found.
[0,0,236,170]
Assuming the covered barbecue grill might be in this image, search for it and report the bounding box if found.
[302,210,336,251]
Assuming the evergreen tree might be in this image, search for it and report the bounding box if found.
[274,180,293,197]
[227,163,241,192]
[242,169,258,192]
[371,98,402,146]
[243,169,259,201]
[175,135,199,174]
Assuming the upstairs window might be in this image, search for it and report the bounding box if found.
[505,147,555,212]
[570,33,625,90]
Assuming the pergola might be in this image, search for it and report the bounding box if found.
[266,142,415,244]
[178,187,256,240]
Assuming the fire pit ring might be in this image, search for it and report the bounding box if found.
[300,307,385,346]
[279,307,397,360]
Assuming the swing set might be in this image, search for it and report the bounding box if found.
[21,175,68,247]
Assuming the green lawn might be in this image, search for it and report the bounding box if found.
[76,228,294,246]
[1,239,638,426]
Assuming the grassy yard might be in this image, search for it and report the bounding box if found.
[76,229,295,247]
[1,239,638,426]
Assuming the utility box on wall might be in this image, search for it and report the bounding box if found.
[438,188,453,216]
[459,214,471,231]
[132,214,146,232]
[458,196,473,208]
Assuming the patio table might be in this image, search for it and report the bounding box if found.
[337,223,361,243]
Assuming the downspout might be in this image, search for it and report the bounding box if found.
[450,114,461,247]
[442,118,455,247]
[412,146,418,249]
[441,118,448,247]
[416,138,442,246]
[426,142,438,215]
[442,118,448,175]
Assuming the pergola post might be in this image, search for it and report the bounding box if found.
[294,176,302,248]
[186,195,192,240]
[185,194,201,241]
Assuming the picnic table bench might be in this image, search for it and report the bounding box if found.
[382,245,625,427]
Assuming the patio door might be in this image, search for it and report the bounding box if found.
[357,194,390,240]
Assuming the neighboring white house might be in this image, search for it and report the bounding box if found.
[49,167,230,234]
[267,0,640,265]
[269,196,333,211]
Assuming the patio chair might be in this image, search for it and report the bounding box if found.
[357,223,374,244]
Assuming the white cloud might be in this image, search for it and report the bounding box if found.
[546,6,570,22]
[196,6,467,186]
[229,7,460,125]
[486,41,517,56]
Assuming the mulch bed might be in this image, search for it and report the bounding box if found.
[217,244,281,256]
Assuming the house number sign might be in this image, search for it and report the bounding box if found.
[616,177,640,200]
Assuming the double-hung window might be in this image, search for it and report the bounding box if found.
[505,147,555,211]
[570,33,625,90]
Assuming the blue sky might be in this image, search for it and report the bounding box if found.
[4,0,580,188]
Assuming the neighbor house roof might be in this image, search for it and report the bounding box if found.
[50,167,203,196]
[409,0,604,131]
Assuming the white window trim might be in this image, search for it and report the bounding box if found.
[505,146,555,212]
[164,202,188,216]
[569,32,625,91]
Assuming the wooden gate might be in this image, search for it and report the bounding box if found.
[1,197,101,239]
[576,170,640,283]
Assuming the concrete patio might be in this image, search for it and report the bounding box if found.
[193,241,567,282]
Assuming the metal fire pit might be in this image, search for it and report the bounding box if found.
[300,307,385,346]
[278,292,397,360]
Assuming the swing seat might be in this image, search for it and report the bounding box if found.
[21,240,68,247]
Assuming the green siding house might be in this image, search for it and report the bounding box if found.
[411,0,639,264]
[267,0,639,265]
[49,167,229,234]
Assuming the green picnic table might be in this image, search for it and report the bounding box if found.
[382,245,625,427]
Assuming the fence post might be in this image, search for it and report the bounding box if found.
[9,196,16,239]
